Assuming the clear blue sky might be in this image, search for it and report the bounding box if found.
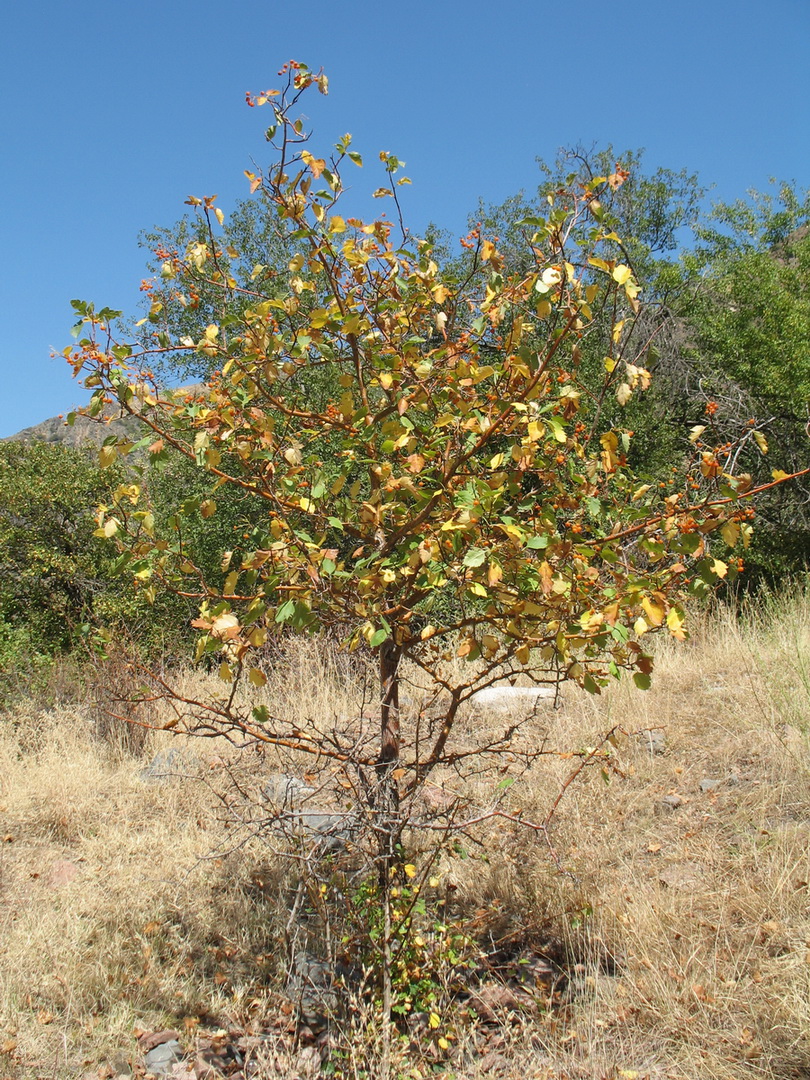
[1,0,808,437]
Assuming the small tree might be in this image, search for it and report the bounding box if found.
[66,63,808,1051]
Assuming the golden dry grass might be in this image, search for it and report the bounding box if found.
[1,589,810,1079]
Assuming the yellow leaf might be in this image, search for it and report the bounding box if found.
[612,264,632,285]
[753,431,768,455]
[99,445,118,469]
[429,1012,441,1029]
[720,520,740,547]
[772,468,789,481]
[666,606,687,640]
[481,240,496,261]
[604,356,616,373]
[249,667,267,687]
[641,597,665,626]
[404,864,417,878]
[489,452,506,469]
[218,662,233,683]
[214,207,224,226]
[634,616,649,636]
[329,215,346,233]
[616,383,632,406]
[711,558,728,578]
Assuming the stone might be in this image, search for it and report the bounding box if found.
[262,773,315,807]
[287,950,340,1028]
[636,728,667,754]
[144,1039,183,1076]
[658,793,683,812]
[700,778,722,793]
[263,773,356,851]
[470,685,556,712]
[138,749,183,784]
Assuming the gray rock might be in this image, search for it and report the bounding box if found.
[263,773,356,851]
[637,728,667,754]
[470,685,556,711]
[138,748,183,784]
[700,778,722,793]
[262,772,315,807]
[287,951,340,1027]
[658,793,683,812]
[144,1039,183,1075]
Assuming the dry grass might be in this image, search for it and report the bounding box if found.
[2,589,810,1079]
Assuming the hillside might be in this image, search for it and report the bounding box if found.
[4,408,145,449]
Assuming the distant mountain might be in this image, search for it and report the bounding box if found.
[4,385,205,448]
[4,409,146,449]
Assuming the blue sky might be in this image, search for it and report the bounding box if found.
[1,0,808,437]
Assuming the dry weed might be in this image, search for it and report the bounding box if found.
[1,591,810,1078]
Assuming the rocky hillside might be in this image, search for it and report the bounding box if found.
[4,408,146,448]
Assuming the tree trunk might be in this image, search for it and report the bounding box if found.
[377,640,401,1067]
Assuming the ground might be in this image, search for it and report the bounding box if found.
[1,592,810,1079]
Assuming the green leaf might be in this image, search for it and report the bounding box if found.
[462,547,487,568]
[525,535,549,550]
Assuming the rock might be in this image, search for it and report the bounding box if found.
[700,778,722,793]
[262,773,315,807]
[470,685,556,712]
[263,773,356,851]
[294,1046,323,1078]
[138,749,183,784]
[287,951,340,1028]
[636,728,667,754]
[143,1039,183,1076]
[657,793,683,812]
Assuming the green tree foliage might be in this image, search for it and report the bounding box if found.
[680,184,810,580]
[0,441,125,655]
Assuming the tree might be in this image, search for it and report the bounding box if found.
[0,440,123,654]
[679,184,810,581]
[65,63,807,1050]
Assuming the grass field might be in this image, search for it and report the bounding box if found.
[2,588,810,1079]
